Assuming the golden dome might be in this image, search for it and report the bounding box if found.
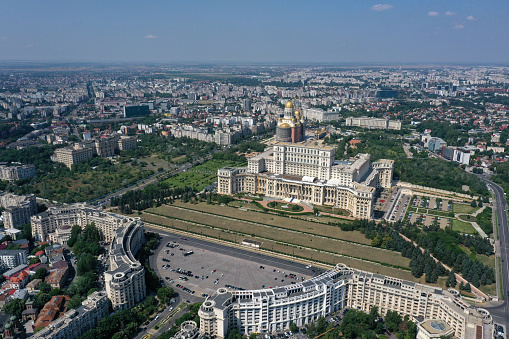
[279,123,291,128]
[291,118,296,122]
[278,117,282,120]
[285,100,294,109]
[322,127,326,131]
[294,110,300,115]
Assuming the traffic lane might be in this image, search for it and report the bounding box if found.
[150,227,323,278]
[482,179,509,323]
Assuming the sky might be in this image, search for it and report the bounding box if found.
[0,0,508,64]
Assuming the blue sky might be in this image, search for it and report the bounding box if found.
[0,0,508,64]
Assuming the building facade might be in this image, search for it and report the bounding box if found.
[54,145,94,169]
[199,265,491,339]
[218,123,393,219]
[302,107,341,122]
[31,203,136,242]
[0,192,38,229]
[104,222,146,311]
[118,136,137,151]
[345,116,402,130]
[0,164,36,182]
[31,291,109,339]
[0,250,28,269]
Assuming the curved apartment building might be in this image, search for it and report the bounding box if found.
[30,204,147,311]
[199,264,491,339]
[31,203,137,242]
[104,221,146,311]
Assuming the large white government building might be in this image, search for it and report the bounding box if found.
[218,100,393,219]
[199,264,491,339]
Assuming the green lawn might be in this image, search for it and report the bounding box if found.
[162,159,244,191]
[452,203,479,214]
[452,219,477,234]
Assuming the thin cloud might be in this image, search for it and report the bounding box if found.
[445,11,456,16]
[428,11,439,16]
[454,24,464,29]
[144,35,157,39]
[371,4,393,12]
[466,16,476,21]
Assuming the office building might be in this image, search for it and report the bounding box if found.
[0,164,36,182]
[199,264,491,339]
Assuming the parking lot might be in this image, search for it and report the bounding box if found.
[152,233,316,298]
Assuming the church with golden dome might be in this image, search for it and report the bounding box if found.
[276,100,305,143]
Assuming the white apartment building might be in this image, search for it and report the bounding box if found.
[0,164,36,182]
[0,192,38,229]
[302,107,341,122]
[199,265,492,339]
[118,135,137,151]
[218,140,393,219]
[0,249,28,269]
[31,203,138,242]
[31,291,109,339]
[104,222,146,311]
[54,145,94,169]
[345,116,402,130]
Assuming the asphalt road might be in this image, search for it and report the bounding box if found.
[481,178,509,327]
[134,226,322,338]
[148,227,323,279]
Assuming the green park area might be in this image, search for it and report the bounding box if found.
[452,219,477,234]
[266,201,305,213]
[162,159,245,191]
[452,203,480,214]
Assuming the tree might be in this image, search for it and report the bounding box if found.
[157,286,174,304]
[68,295,83,309]
[227,329,242,339]
[35,292,51,309]
[76,253,97,276]
[32,267,48,281]
[289,322,299,333]
[39,281,51,294]
[29,257,41,265]
[3,298,25,317]
[470,200,477,207]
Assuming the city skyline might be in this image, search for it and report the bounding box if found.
[1,0,508,64]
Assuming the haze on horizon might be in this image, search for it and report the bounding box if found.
[1,0,508,65]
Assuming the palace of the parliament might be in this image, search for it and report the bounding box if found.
[217,100,394,219]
